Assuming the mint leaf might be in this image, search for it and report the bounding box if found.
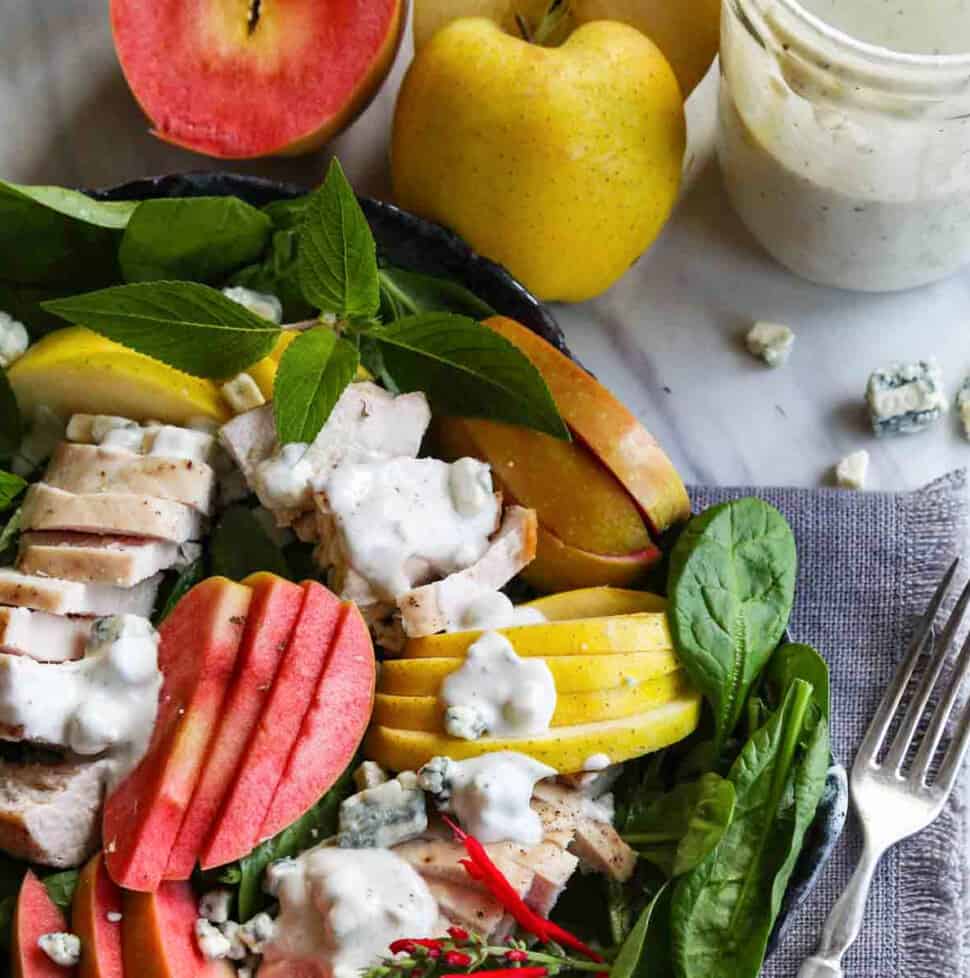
[43,281,282,379]
[379,267,496,321]
[375,313,569,439]
[0,181,134,288]
[0,371,21,462]
[298,159,379,319]
[231,227,315,322]
[274,328,360,444]
[120,197,272,284]
[0,472,26,512]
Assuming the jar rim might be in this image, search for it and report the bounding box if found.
[771,0,970,67]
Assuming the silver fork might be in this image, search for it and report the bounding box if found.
[798,557,970,978]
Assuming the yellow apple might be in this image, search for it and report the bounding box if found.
[412,0,720,98]
[393,18,686,302]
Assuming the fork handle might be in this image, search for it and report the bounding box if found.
[797,843,884,978]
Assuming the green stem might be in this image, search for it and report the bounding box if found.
[515,0,571,46]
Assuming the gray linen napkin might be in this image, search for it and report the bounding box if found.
[690,471,970,978]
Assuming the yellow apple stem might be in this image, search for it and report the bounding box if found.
[515,0,573,46]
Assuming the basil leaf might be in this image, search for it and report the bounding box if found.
[298,159,379,319]
[763,642,830,721]
[154,557,207,625]
[374,313,569,440]
[43,870,79,911]
[43,281,282,379]
[671,680,829,978]
[273,328,360,445]
[120,197,271,285]
[235,765,355,921]
[0,181,134,288]
[231,228,315,322]
[624,774,736,879]
[668,498,797,751]
[378,267,496,321]
[611,884,674,978]
[0,372,21,462]
[210,506,292,582]
[0,472,27,513]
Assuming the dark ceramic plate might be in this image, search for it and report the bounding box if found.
[92,173,847,955]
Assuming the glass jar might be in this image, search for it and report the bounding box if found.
[718,0,970,292]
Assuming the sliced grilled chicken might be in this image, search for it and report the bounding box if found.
[18,533,197,587]
[67,416,218,464]
[0,568,161,617]
[394,838,535,898]
[0,755,108,867]
[422,878,509,940]
[498,840,580,917]
[218,404,278,498]
[22,484,205,543]
[0,607,91,662]
[397,506,538,637]
[45,443,216,513]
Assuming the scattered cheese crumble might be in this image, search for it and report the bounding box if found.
[37,932,81,968]
[835,450,870,490]
[746,321,795,367]
[222,372,266,414]
[0,311,29,369]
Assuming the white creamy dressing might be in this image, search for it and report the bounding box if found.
[67,414,218,463]
[440,631,556,741]
[262,847,439,978]
[221,285,283,324]
[583,753,612,772]
[0,614,161,789]
[256,442,315,510]
[326,457,499,601]
[433,752,555,846]
[445,588,546,633]
[718,0,970,291]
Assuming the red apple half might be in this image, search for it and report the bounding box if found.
[12,872,75,978]
[110,0,406,159]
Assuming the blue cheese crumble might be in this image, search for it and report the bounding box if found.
[337,772,427,848]
[866,360,947,436]
[835,450,869,490]
[0,311,28,368]
[746,322,795,367]
[38,932,81,967]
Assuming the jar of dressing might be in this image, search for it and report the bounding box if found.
[718,0,970,291]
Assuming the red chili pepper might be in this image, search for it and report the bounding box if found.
[442,969,548,978]
[389,939,444,955]
[441,817,603,963]
[448,926,470,943]
[443,951,473,967]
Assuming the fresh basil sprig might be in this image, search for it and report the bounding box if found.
[298,159,380,321]
[43,281,281,379]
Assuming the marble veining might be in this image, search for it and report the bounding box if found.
[3,3,970,492]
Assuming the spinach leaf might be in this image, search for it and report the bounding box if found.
[263,198,308,230]
[378,267,496,321]
[230,227,315,322]
[43,870,79,911]
[0,509,21,564]
[668,498,797,751]
[43,281,282,379]
[273,327,360,444]
[233,765,355,921]
[0,181,134,288]
[0,372,21,463]
[299,159,380,320]
[120,197,271,285]
[374,313,569,440]
[0,472,27,513]
[210,506,292,582]
[670,679,829,978]
[611,884,674,978]
[154,557,207,625]
[625,774,736,879]
[0,283,76,340]
[764,643,830,721]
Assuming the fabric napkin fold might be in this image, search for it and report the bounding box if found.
[690,471,969,978]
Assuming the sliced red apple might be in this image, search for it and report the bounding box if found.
[259,602,376,841]
[122,883,232,978]
[103,577,252,892]
[12,871,74,978]
[165,572,305,880]
[72,854,124,978]
[200,581,342,869]
[110,0,406,159]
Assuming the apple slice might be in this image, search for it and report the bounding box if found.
[258,603,376,842]
[110,0,405,159]
[524,587,667,620]
[364,694,703,772]
[200,581,342,869]
[122,883,232,978]
[165,572,305,880]
[12,871,75,978]
[103,577,252,892]
[72,854,123,978]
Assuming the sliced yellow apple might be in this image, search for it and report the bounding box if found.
[403,613,671,660]
[374,670,691,731]
[9,327,230,425]
[247,332,297,400]
[525,587,666,621]
[379,651,680,697]
[364,694,703,772]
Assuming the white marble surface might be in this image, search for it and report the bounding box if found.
[3,3,970,491]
